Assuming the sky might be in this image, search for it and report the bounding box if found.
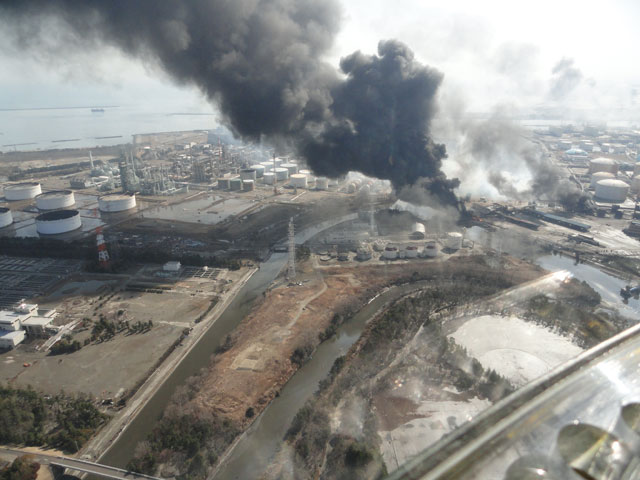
[0,0,639,117]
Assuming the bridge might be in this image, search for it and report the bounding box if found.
[0,447,164,480]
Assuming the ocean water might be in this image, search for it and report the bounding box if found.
[0,105,218,151]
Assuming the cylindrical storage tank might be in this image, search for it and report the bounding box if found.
[589,157,618,175]
[274,158,283,168]
[383,246,398,260]
[229,178,242,191]
[217,178,231,189]
[249,164,265,178]
[0,207,13,228]
[424,240,439,258]
[263,172,275,185]
[446,232,463,250]
[36,209,81,235]
[290,174,307,188]
[595,179,629,202]
[405,246,419,258]
[316,177,329,190]
[242,179,255,191]
[299,169,315,183]
[590,171,615,188]
[240,169,257,181]
[347,182,357,194]
[98,193,136,212]
[260,161,274,172]
[4,182,41,201]
[274,168,289,181]
[632,176,640,193]
[35,190,75,210]
[281,163,298,175]
[411,222,426,239]
[633,163,640,176]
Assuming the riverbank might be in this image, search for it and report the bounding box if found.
[80,266,257,462]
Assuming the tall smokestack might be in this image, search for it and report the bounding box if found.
[0,0,460,207]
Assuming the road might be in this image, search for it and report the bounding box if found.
[0,447,162,480]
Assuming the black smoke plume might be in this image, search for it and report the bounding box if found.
[0,0,460,207]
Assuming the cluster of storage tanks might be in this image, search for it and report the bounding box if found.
[218,160,328,191]
[588,157,636,203]
[1,181,137,234]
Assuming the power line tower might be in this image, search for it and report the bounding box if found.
[287,217,296,281]
[96,227,110,270]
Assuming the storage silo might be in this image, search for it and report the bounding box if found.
[595,179,629,202]
[445,232,463,250]
[382,246,398,259]
[424,240,439,257]
[249,164,265,178]
[260,161,274,172]
[0,207,13,228]
[242,179,255,191]
[35,190,75,210]
[240,169,257,181]
[316,177,329,190]
[36,209,81,234]
[263,172,275,185]
[229,178,243,191]
[590,171,615,188]
[281,163,298,175]
[404,245,419,258]
[290,174,307,188]
[4,182,42,201]
[410,222,426,239]
[98,193,137,212]
[299,169,315,183]
[274,168,289,181]
[589,157,618,175]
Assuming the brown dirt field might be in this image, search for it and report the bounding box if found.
[190,254,543,428]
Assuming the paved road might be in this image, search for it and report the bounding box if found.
[0,447,163,480]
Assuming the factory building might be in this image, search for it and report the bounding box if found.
[595,179,629,203]
[0,331,26,350]
[0,303,56,349]
[4,182,42,201]
[0,207,13,228]
[36,210,82,235]
[589,157,619,175]
[35,190,75,210]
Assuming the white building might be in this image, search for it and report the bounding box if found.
[0,330,26,350]
[163,261,182,272]
[0,311,28,331]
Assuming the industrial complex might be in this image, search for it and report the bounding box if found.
[1,123,640,480]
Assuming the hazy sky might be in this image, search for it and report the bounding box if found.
[1,0,638,115]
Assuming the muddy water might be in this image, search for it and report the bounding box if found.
[213,281,433,480]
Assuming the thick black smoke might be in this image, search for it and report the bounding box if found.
[0,0,459,207]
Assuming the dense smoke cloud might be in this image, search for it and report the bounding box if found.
[0,0,460,207]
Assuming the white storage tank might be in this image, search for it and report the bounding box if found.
[263,172,275,185]
[382,246,398,260]
[260,161,274,172]
[632,176,640,193]
[36,209,81,235]
[405,245,419,258]
[589,157,618,175]
[410,222,426,239]
[0,207,12,228]
[217,178,231,189]
[316,177,329,190]
[590,171,615,188]
[595,179,629,202]
[249,164,265,178]
[274,168,289,181]
[4,182,42,201]
[290,174,307,188]
[446,232,463,250]
[424,240,439,258]
[281,163,298,175]
[240,169,257,181]
[98,193,136,212]
[242,179,255,191]
[229,178,243,191]
[35,190,75,210]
